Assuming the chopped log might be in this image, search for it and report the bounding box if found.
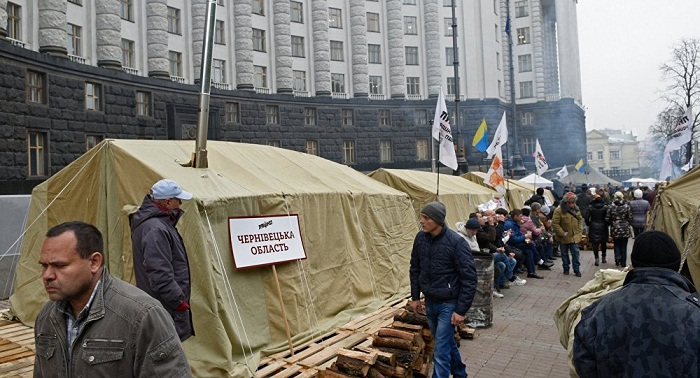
[414,360,431,378]
[338,348,378,365]
[392,366,409,378]
[336,355,372,376]
[320,365,356,378]
[377,328,416,342]
[375,346,421,368]
[367,367,387,378]
[420,328,433,342]
[354,346,396,367]
[372,361,397,377]
[457,324,475,339]
[394,309,428,328]
[372,336,412,351]
[390,321,423,333]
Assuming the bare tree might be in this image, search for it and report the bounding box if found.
[643,108,685,177]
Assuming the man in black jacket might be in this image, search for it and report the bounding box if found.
[410,201,477,378]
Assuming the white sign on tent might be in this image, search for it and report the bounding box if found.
[229,214,307,269]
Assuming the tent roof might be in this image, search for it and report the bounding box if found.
[518,173,554,187]
[462,171,555,209]
[543,165,621,186]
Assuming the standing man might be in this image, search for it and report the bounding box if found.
[35,221,191,377]
[552,192,584,277]
[131,179,194,341]
[573,231,700,377]
[410,202,477,378]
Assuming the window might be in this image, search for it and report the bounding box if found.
[520,111,533,126]
[291,36,305,57]
[66,24,82,56]
[405,47,418,65]
[122,39,135,68]
[406,77,420,95]
[120,0,133,21]
[266,105,279,124]
[587,152,593,161]
[369,76,383,95]
[329,8,342,28]
[610,150,621,160]
[493,0,498,14]
[416,139,429,161]
[368,44,381,64]
[380,140,392,162]
[446,47,454,66]
[342,109,354,126]
[253,29,266,52]
[254,65,267,87]
[86,135,103,150]
[28,131,48,177]
[518,54,532,72]
[444,18,453,36]
[169,51,182,76]
[167,7,181,34]
[517,27,531,44]
[498,80,503,97]
[225,102,240,123]
[446,77,456,95]
[7,2,21,40]
[443,0,453,5]
[415,109,428,125]
[305,140,318,155]
[293,70,306,91]
[367,12,380,32]
[379,110,390,126]
[519,81,533,98]
[136,91,152,116]
[495,24,499,42]
[404,0,416,4]
[597,151,603,160]
[515,1,529,17]
[522,137,535,156]
[331,73,345,94]
[215,20,225,44]
[268,140,281,147]
[496,52,501,70]
[217,0,224,5]
[304,108,317,126]
[85,82,102,111]
[404,16,417,35]
[291,1,303,23]
[330,41,344,61]
[26,70,47,104]
[252,0,264,15]
[213,59,226,83]
[343,140,356,164]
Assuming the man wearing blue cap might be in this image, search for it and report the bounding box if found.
[131,179,194,341]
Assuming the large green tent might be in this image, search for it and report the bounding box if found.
[9,140,418,376]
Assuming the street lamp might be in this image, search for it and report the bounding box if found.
[506,0,527,177]
[451,0,468,174]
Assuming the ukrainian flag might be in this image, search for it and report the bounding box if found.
[575,159,585,173]
[472,118,489,152]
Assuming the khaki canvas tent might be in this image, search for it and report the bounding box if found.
[461,172,555,210]
[368,168,498,227]
[543,165,621,187]
[650,166,700,290]
[9,140,418,376]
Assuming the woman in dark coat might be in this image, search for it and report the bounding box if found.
[586,195,609,266]
[606,191,633,267]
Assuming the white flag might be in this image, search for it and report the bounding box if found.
[534,139,548,175]
[659,150,674,180]
[664,106,694,152]
[432,88,458,170]
[486,112,508,158]
[682,155,695,172]
[555,166,569,180]
[484,145,506,194]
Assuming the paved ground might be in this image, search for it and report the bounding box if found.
[462,243,631,378]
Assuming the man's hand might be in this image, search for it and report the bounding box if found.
[451,312,465,326]
[410,300,423,314]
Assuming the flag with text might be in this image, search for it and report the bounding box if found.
[534,139,548,175]
[432,88,458,170]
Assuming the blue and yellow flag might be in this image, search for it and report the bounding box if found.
[472,118,489,152]
[575,159,585,173]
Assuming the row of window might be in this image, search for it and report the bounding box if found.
[224,102,393,127]
[587,150,622,161]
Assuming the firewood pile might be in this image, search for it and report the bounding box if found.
[319,300,475,378]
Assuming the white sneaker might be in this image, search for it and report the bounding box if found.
[513,276,527,286]
[537,259,544,265]
[493,290,504,298]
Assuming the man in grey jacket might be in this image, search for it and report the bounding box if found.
[131,179,194,341]
[35,221,190,377]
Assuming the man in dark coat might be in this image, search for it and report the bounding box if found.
[586,195,609,266]
[573,231,700,377]
[131,179,195,341]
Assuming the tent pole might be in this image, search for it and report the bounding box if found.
[272,265,295,356]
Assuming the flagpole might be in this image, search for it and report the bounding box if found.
[436,135,441,199]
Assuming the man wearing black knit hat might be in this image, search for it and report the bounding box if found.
[573,230,700,377]
[410,201,477,378]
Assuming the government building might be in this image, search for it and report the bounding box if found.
[0,0,586,193]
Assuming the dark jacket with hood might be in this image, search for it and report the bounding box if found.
[131,195,194,341]
[586,199,609,244]
[606,198,632,240]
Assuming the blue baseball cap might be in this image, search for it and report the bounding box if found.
[151,179,193,200]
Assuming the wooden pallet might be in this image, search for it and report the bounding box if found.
[0,317,35,378]
[256,296,409,378]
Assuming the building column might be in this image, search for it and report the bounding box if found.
[273,0,293,94]
[311,0,331,97]
[349,0,368,98]
[234,0,254,91]
[38,0,68,57]
[387,0,405,99]
[0,0,8,39]
[423,0,441,98]
[555,0,582,103]
[147,0,169,79]
[191,0,206,82]
[95,0,122,69]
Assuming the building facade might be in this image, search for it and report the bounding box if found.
[586,129,641,181]
[0,0,586,193]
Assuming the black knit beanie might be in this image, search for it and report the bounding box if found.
[631,230,681,271]
[421,201,446,224]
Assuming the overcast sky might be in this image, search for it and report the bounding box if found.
[577,0,700,140]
